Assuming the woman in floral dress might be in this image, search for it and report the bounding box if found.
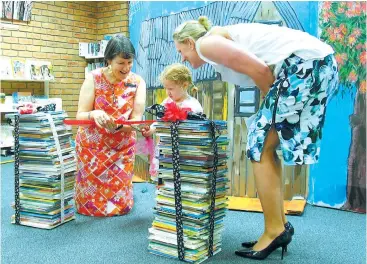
[74,35,146,217]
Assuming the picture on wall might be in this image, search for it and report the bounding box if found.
[0,58,13,79]
[1,1,33,21]
[26,60,54,81]
[21,1,33,21]
[11,59,26,79]
[320,1,366,213]
[2,1,13,19]
[12,1,23,20]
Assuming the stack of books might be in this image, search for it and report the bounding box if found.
[8,111,76,229]
[148,120,229,263]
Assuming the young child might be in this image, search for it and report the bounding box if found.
[141,63,203,183]
[141,63,203,137]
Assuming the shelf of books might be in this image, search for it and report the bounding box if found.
[79,40,108,78]
[6,111,76,229]
[79,40,108,59]
[148,120,229,264]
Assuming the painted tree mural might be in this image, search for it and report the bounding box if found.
[320,1,366,213]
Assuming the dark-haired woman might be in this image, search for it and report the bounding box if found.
[74,35,146,217]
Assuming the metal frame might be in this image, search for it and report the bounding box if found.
[234,86,260,117]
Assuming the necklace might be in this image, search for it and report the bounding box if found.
[104,67,118,104]
[112,88,117,104]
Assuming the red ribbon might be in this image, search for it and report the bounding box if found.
[161,102,190,122]
[65,102,191,126]
[64,119,156,126]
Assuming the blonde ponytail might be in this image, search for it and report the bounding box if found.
[190,84,198,94]
[198,16,212,31]
[173,16,213,43]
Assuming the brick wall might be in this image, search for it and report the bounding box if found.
[96,1,129,39]
[0,1,129,120]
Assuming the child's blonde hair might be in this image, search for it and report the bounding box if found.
[159,63,198,93]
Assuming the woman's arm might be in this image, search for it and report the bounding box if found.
[76,73,95,120]
[118,78,147,133]
[199,35,275,95]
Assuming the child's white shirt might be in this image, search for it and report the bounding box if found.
[161,96,204,113]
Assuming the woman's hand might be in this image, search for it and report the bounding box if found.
[91,110,116,132]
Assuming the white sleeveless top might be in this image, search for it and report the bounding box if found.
[195,23,334,86]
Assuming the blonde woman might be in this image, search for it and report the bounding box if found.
[172,16,339,260]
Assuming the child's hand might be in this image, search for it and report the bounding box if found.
[141,125,154,137]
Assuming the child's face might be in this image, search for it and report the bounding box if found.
[163,80,187,102]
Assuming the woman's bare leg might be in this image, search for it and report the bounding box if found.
[252,127,285,251]
[274,153,287,225]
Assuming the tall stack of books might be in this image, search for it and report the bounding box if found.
[7,111,76,229]
[148,120,229,263]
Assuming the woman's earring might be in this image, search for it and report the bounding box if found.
[108,65,113,74]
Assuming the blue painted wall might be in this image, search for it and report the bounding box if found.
[283,2,353,208]
[288,1,319,36]
[308,89,355,207]
[287,2,352,207]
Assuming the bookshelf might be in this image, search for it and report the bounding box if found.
[84,55,104,60]
[79,40,108,78]
[79,40,108,58]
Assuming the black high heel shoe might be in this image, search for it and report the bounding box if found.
[242,221,294,248]
[285,221,294,235]
[235,230,292,260]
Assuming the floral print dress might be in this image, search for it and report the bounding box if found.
[246,54,339,165]
[75,68,142,216]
